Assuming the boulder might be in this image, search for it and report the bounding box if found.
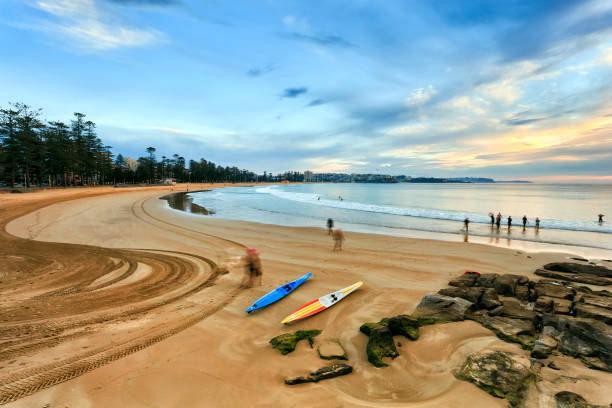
[285,363,352,385]
[494,274,523,296]
[317,340,348,360]
[515,284,530,301]
[386,315,420,340]
[270,330,321,355]
[470,315,536,349]
[500,299,536,321]
[535,296,572,315]
[449,273,479,287]
[480,288,501,310]
[543,262,612,278]
[438,286,483,304]
[557,317,612,372]
[362,325,399,367]
[574,303,612,325]
[534,280,576,300]
[531,334,558,359]
[535,269,612,286]
[542,325,560,339]
[413,294,475,322]
[456,351,534,407]
[554,391,591,408]
[476,273,499,288]
[579,294,612,310]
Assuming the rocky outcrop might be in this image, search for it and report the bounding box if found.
[470,315,536,349]
[270,330,321,355]
[543,262,612,278]
[413,294,475,322]
[285,363,352,385]
[500,299,536,320]
[555,317,612,372]
[494,274,526,296]
[438,287,501,310]
[534,280,576,300]
[359,324,398,367]
[535,296,572,315]
[317,340,348,360]
[385,315,420,340]
[554,391,606,408]
[535,269,612,286]
[574,303,612,325]
[455,351,534,407]
[531,334,558,359]
[449,273,479,287]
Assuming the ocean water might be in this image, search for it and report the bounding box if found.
[184,183,612,256]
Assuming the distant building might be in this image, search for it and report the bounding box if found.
[304,170,313,182]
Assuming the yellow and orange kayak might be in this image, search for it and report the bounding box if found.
[281,281,363,324]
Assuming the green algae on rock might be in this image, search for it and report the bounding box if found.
[317,340,348,360]
[456,351,534,407]
[270,330,322,355]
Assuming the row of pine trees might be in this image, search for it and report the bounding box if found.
[0,102,257,188]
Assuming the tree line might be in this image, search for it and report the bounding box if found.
[0,102,259,187]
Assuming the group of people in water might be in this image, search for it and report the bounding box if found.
[463,212,540,233]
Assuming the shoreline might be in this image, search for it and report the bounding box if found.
[161,188,612,260]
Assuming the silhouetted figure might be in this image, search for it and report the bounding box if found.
[464,217,469,231]
[496,212,502,229]
[489,213,495,225]
[535,217,540,232]
[327,218,334,235]
[522,215,527,229]
[599,214,605,223]
[507,216,512,228]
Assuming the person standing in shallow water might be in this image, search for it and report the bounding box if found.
[496,212,502,229]
[535,217,540,232]
[599,214,605,223]
[464,217,469,231]
[490,213,495,226]
[508,216,512,228]
[327,218,334,235]
[522,215,527,229]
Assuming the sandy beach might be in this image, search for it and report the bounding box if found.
[1,185,610,407]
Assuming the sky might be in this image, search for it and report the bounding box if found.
[1,0,612,181]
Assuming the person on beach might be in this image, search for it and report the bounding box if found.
[496,212,502,229]
[464,217,469,231]
[241,248,262,288]
[327,218,334,235]
[535,217,540,231]
[599,214,605,223]
[522,215,527,229]
[489,213,495,225]
[332,228,345,251]
[507,216,512,228]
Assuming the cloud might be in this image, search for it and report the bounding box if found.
[247,64,274,77]
[280,14,353,48]
[104,0,180,5]
[29,0,164,50]
[405,85,437,107]
[280,32,353,48]
[281,87,308,98]
[306,99,325,107]
[147,126,190,134]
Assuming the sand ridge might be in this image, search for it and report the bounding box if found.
[1,185,610,407]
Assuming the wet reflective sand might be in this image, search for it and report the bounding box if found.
[159,190,215,215]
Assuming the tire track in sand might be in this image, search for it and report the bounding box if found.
[0,190,246,405]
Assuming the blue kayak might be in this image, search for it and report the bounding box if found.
[246,273,312,313]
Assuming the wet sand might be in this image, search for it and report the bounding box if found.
[1,184,610,407]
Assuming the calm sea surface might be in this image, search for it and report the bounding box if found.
[182,183,612,257]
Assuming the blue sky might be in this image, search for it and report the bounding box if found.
[1,0,612,180]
